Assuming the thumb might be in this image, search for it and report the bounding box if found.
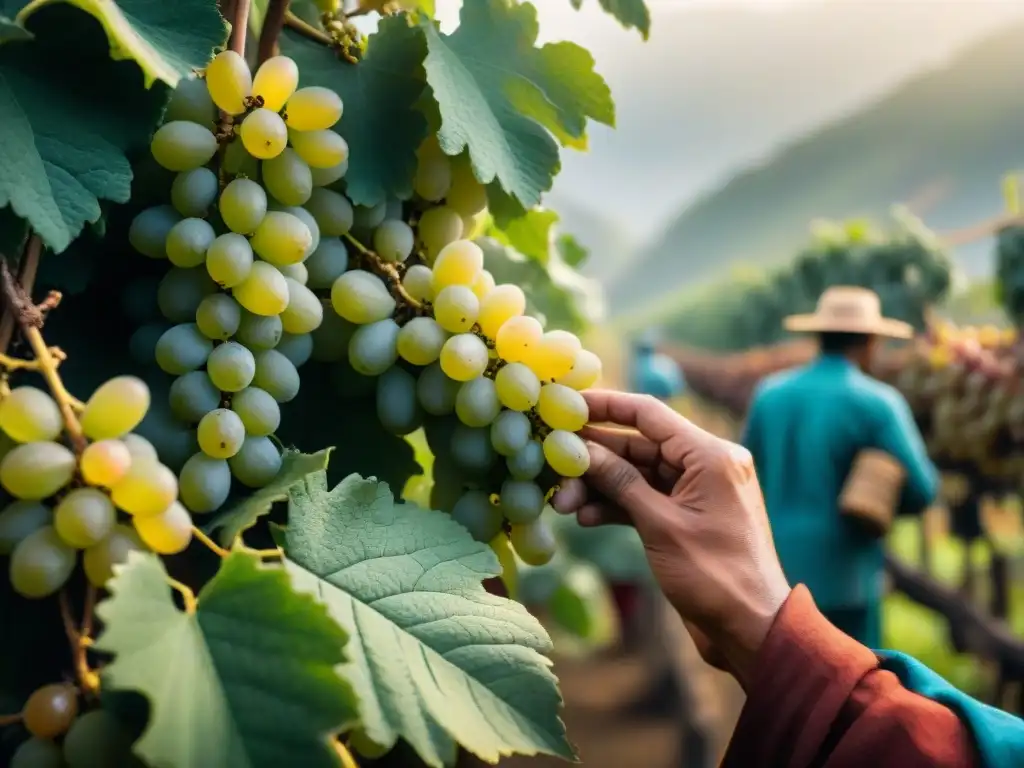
[584,442,661,519]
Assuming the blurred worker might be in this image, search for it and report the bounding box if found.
[739,286,938,648]
[554,390,1021,767]
[631,329,686,400]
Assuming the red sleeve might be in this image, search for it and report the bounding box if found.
[721,586,977,768]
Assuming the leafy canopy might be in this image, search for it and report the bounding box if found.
[570,0,650,40]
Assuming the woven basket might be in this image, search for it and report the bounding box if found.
[839,449,906,538]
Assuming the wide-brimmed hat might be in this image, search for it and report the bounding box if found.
[783,286,913,339]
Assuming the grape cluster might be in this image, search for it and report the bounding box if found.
[0,377,188,600]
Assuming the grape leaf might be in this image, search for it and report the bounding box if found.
[487,208,558,265]
[283,472,573,767]
[209,447,332,546]
[17,0,225,87]
[281,15,429,207]
[557,233,588,268]
[0,7,168,253]
[421,0,613,208]
[0,14,30,42]
[94,552,359,768]
[569,0,650,40]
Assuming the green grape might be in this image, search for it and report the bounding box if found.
[10,526,75,598]
[455,377,501,427]
[510,517,556,566]
[528,330,580,382]
[250,211,312,267]
[396,316,446,366]
[111,460,178,517]
[353,200,386,230]
[276,332,314,367]
[494,363,542,412]
[165,217,215,269]
[23,682,78,739]
[240,107,288,160]
[431,240,483,292]
[417,362,461,415]
[251,54,299,112]
[543,429,590,478]
[309,157,348,187]
[207,342,257,392]
[376,367,423,435]
[228,436,282,488]
[305,188,354,236]
[11,737,67,768]
[305,239,348,289]
[471,269,495,300]
[252,349,301,402]
[121,433,158,463]
[232,261,290,316]
[129,205,181,259]
[310,313,356,362]
[537,383,589,432]
[237,311,283,349]
[490,410,531,457]
[0,441,76,500]
[495,315,542,363]
[433,285,479,333]
[274,204,320,257]
[262,148,313,206]
[556,348,602,390]
[155,323,213,374]
[0,386,63,443]
[447,157,487,216]
[157,266,217,323]
[373,219,414,263]
[206,233,255,288]
[417,205,463,260]
[507,440,545,480]
[348,319,400,376]
[0,500,52,554]
[331,270,395,324]
[279,262,308,284]
[219,178,268,235]
[195,293,242,340]
[171,167,218,217]
[83,524,146,587]
[54,488,116,549]
[164,75,216,127]
[133,500,193,553]
[413,139,451,201]
[205,50,252,115]
[500,479,545,525]
[230,387,280,436]
[134,407,198,473]
[285,86,343,131]
[451,490,503,543]
[169,371,221,423]
[80,439,132,488]
[63,709,138,768]
[178,451,232,512]
[402,263,434,302]
[478,284,526,339]
[197,408,246,459]
[280,278,323,334]
[439,334,488,382]
[450,423,496,475]
[150,120,217,171]
[128,324,163,365]
[289,128,349,169]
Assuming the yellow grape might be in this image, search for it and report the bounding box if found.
[132,501,193,554]
[396,317,447,366]
[431,240,484,292]
[528,330,579,382]
[150,121,219,172]
[471,269,495,300]
[250,211,312,266]
[54,488,116,549]
[0,386,63,443]
[83,524,146,587]
[80,375,151,440]
[556,348,602,391]
[110,459,178,517]
[330,270,396,324]
[204,50,252,115]
[439,334,489,382]
[478,284,525,338]
[413,137,451,201]
[197,408,246,459]
[261,148,313,207]
[543,429,590,477]
[121,433,158,463]
[402,264,434,302]
[447,156,488,216]
[9,526,75,599]
[417,205,463,261]
[207,233,255,289]
[494,362,541,412]
[537,383,589,432]
[280,278,324,334]
[285,86,343,131]
[233,261,290,316]
[0,441,76,500]
[288,129,349,169]
[22,683,78,739]
[433,285,479,333]
[240,108,288,160]
[80,439,133,488]
[494,315,542,363]
[251,55,298,112]
[219,178,268,235]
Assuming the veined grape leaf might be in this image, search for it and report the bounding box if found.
[569,0,650,40]
[208,447,332,546]
[421,0,614,208]
[94,552,359,768]
[284,472,574,767]
[0,7,168,253]
[16,0,225,87]
[486,207,559,265]
[281,15,429,207]
[0,14,30,42]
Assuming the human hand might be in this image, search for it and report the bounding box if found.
[551,390,791,688]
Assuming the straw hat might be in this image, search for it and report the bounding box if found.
[783,286,913,338]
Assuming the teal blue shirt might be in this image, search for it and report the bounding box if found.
[741,353,939,609]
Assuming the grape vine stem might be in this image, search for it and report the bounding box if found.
[334,740,360,768]
[0,713,22,726]
[192,525,231,557]
[257,0,290,65]
[0,234,40,357]
[227,0,250,56]
[59,589,101,697]
[343,233,423,310]
[167,578,198,614]
[283,11,332,46]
